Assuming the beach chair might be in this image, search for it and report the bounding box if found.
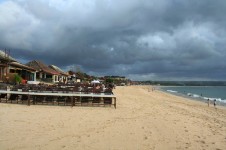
[44,96,55,105]
[33,95,45,104]
[74,96,81,106]
[8,94,19,103]
[102,88,113,107]
[82,87,93,106]
[65,97,73,106]
[91,88,102,106]
[104,88,113,95]
[20,95,29,104]
[103,97,112,106]
[63,88,71,93]
[93,88,103,94]
[72,86,80,93]
[92,97,101,106]
[0,93,7,103]
[45,87,53,93]
[57,96,67,105]
[55,87,65,93]
[81,96,90,106]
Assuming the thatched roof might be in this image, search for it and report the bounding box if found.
[0,50,36,72]
[9,62,36,72]
[49,65,68,76]
[67,70,93,80]
[26,60,60,75]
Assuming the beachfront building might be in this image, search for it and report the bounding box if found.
[26,60,60,83]
[67,71,94,83]
[49,65,68,83]
[0,50,12,81]
[67,71,81,83]
[0,50,36,82]
[8,62,36,81]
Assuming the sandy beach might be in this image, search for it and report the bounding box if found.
[0,85,226,150]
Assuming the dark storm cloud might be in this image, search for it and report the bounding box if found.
[0,0,226,80]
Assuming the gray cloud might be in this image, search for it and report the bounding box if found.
[1,0,226,81]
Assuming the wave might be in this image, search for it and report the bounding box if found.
[167,90,178,93]
[163,86,226,105]
[187,93,199,97]
[189,94,226,103]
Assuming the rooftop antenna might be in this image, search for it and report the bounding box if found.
[4,48,6,58]
[4,48,11,78]
[8,49,10,60]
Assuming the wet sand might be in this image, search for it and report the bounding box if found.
[0,85,226,150]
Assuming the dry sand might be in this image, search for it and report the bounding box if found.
[0,85,226,150]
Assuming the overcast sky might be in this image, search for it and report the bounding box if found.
[0,0,226,81]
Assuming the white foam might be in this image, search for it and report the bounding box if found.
[202,97,215,101]
[167,90,178,93]
[221,100,226,103]
[187,93,192,96]
[165,88,226,104]
[202,97,226,104]
[201,97,226,103]
[192,94,200,98]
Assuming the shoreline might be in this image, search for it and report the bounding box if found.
[155,85,226,107]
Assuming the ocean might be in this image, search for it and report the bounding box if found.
[161,86,226,106]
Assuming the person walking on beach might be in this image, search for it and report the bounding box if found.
[207,98,210,107]
[214,99,217,108]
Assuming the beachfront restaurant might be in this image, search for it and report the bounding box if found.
[0,50,14,82]
[49,65,68,83]
[27,60,60,83]
[0,50,36,82]
[8,62,36,81]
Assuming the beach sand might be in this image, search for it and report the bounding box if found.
[0,85,226,150]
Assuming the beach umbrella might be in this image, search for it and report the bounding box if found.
[91,80,100,84]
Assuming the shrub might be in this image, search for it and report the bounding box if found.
[106,78,113,83]
[14,74,22,84]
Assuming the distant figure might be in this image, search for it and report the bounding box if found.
[101,84,105,89]
[214,99,217,108]
[207,98,210,107]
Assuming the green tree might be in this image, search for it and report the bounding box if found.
[106,78,113,83]
[14,74,22,84]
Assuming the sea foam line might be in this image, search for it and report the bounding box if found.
[167,90,178,93]
[165,88,226,104]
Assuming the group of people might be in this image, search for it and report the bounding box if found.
[207,98,217,108]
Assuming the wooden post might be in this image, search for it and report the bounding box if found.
[6,86,9,103]
[33,96,35,105]
[71,96,74,107]
[100,97,104,106]
[27,95,30,106]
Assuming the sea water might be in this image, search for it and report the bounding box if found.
[161,86,226,106]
